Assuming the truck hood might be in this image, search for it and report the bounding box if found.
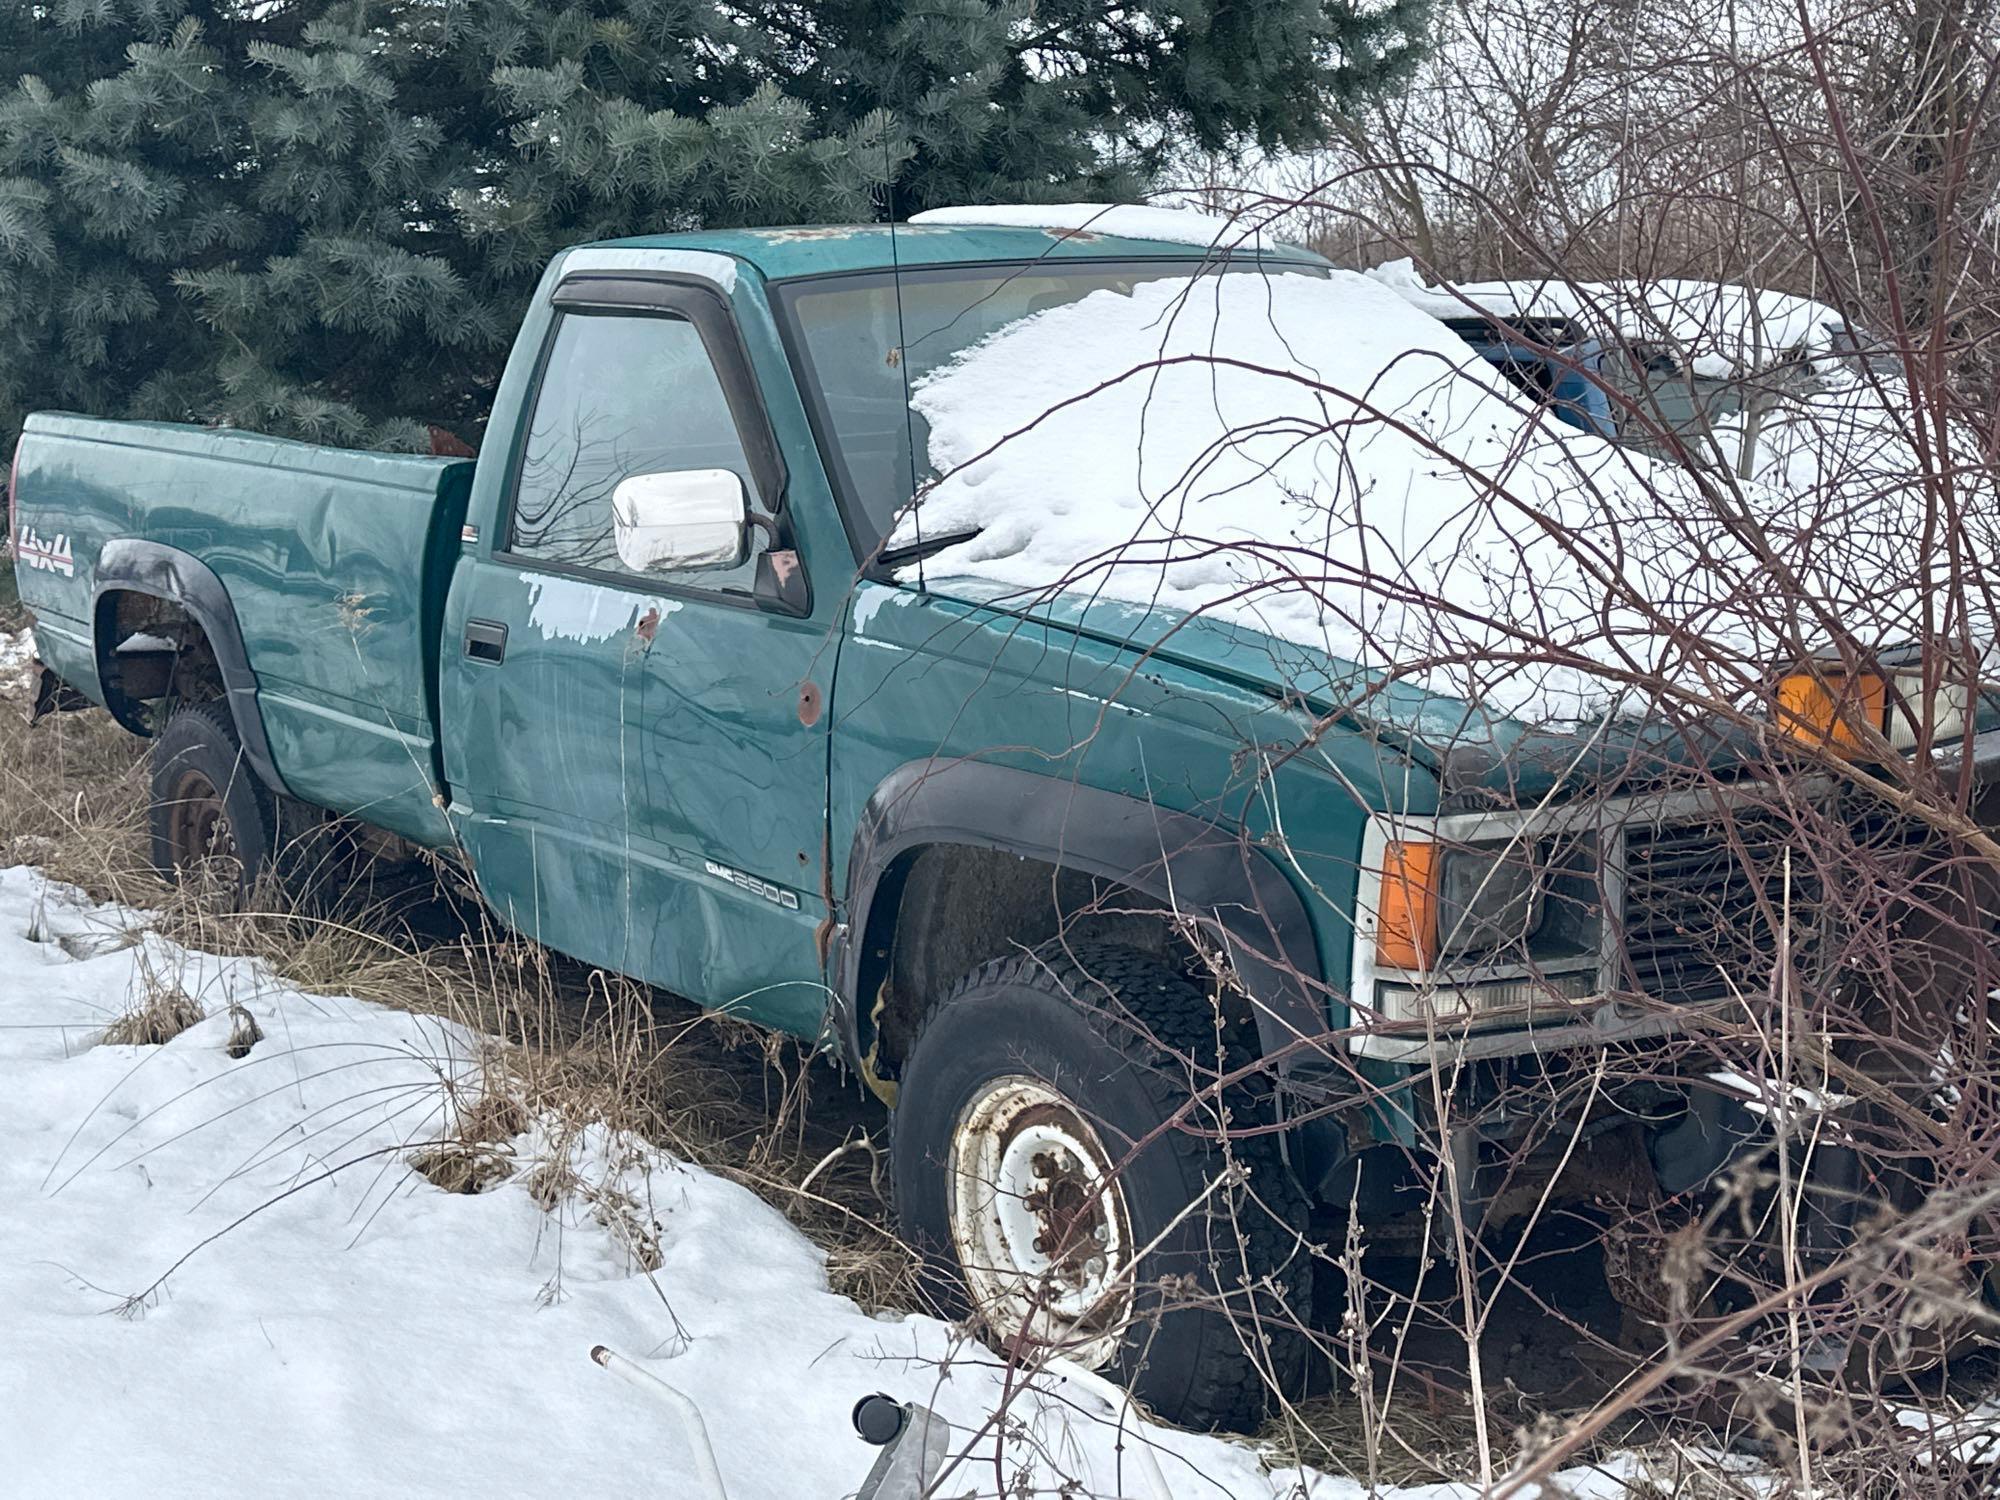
[924,576,1764,803]
[924,574,1514,757]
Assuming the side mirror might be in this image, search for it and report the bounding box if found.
[611,469,749,573]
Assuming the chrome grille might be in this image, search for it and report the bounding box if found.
[1617,810,1821,1005]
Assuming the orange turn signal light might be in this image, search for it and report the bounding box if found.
[1376,840,1437,970]
[1773,669,1887,753]
[1775,666,1971,754]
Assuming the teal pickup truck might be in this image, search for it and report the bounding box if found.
[10,218,1826,1428]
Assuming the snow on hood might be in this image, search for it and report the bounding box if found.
[897,267,1985,730]
[909,201,1308,254]
[1366,257,1846,378]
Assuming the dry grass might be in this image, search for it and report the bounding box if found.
[97,987,205,1047]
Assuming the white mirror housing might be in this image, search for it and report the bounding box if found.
[611,469,749,573]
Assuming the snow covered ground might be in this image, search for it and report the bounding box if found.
[0,865,1683,1499]
[0,624,36,692]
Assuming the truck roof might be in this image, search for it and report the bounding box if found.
[583,220,1329,283]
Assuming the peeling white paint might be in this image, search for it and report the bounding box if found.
[849,582,913,636]
[520,573,679,644]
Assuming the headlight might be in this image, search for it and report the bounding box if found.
[1774,664,1971,753]
[1375,834,1598,971]
[1370,831,1603,1025]
[1436,845,1545,957]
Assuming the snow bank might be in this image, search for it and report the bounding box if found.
[0,867,1752,1495]
[910,201,1307,254]
[10,865,1633,1498]
[1895,1399,2000,1467]
[1366,258,1846,378]
[0,625,35,691]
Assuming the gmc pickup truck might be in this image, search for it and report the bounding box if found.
[7,214,1889,1429]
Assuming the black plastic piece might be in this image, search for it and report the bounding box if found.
[463,619,509,664]
[851,1393,905,1446]
[753,548,809,616]
[28,664,91,724]
[1649,1085,1757,1196]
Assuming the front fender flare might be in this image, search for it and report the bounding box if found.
[92,538,293,798]
[838,758,1329,1076]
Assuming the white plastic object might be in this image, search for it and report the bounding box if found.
[1042,1357,1174,1500]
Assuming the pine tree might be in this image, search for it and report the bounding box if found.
[0,4,272,442]
[0,0,1429,451]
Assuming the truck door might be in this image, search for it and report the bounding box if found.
[439,267,831,1037]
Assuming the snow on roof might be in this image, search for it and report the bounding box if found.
[1366,257,1846,378]
[897,265,1975,729]
[908,202,1309,254]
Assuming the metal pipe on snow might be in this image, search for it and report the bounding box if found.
[589,1345,731,1500]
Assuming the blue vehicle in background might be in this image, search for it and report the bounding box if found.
[1438,313,1618,439]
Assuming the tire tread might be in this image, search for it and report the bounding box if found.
[895,941,1314,1430]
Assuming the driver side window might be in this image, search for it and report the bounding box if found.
[509,310,758,589]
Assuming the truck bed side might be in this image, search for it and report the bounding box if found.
[13,412,472,848]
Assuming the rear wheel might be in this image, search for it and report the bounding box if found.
[149,703,280,904]
[891,942,1314,1431]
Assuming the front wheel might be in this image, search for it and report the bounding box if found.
[890,943,1314,1431]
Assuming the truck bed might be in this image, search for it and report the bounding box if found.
[12,413,473,848]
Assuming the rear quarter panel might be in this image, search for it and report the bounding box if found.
[13,413,471,845]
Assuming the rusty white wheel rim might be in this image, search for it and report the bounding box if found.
[167,767,241,883]
[948,1076,1132,1368]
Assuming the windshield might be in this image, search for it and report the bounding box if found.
[775,260,1326,557]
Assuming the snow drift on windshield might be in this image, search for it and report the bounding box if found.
[898,268,1984,729]
[900,270,1720,725]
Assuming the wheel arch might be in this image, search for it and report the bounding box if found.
[837,758,1329,1086]
[92,538,293,798]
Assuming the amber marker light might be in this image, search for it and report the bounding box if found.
[1774,665,1970,754]
[1375,840,1437,970]
[1773,667,1888,753]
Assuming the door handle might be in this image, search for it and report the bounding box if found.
[463,619,509,664]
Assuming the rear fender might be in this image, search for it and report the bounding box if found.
[91,538,292,798]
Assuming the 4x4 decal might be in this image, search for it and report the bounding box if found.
[15,526,73,576]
